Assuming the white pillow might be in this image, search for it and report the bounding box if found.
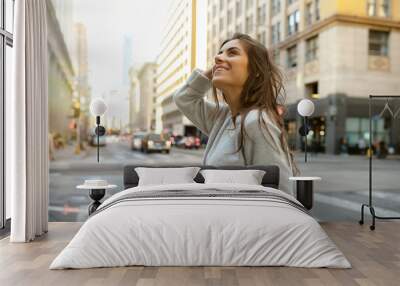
[200,169,266,185]
[135,167,201,186]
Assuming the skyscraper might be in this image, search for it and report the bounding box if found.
[123,35,133,86]
[156,0,204,137]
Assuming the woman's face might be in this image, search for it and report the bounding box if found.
[211,39,249,91]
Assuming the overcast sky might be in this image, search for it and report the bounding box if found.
[70,0,206,127]
[73,0,173,94]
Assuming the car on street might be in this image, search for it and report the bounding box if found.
[169,134,183,146]
[131,132,146,151]
[88,132,106,147]
[141,133,171,154]
[175,136,201,149]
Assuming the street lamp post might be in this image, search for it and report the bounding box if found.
[90,99,107,163]
[297,99,315,162]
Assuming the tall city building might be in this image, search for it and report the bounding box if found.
[47,0,75,142]
[51,0,75,56]
[102,36,133,134]
[74,23,91,144]
[206,0,400,154]
[123,35,134,86]
[128,69,141,132]
[128,63,158,132]
[156,0,205,137]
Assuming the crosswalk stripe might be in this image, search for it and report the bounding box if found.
[355,190,400,203]
[315,193,400,217]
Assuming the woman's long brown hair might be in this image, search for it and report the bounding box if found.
[210,33,300,176]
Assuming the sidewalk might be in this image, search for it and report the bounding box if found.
[51,143,91,162]
[171,146,205,156]
[50,143,100,171]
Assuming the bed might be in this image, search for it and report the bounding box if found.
[50,164,351,269]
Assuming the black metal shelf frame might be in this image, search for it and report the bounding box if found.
[360,95,400,230]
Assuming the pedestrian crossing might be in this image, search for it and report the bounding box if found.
[315,192,400,218]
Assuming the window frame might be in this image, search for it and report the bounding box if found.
[273,49,280,65]
[220,0,224,11]
[245,14,253,33]
[271,0,281,17]
[271,21,281,44]
[227,8,232,26]
[257,3,266,25]
[235,1,242,17]
[380,0,390,17]
[305,35,318,62]
[367,0,377,16]
[1,0,14,231]
[368,30,389,56]
[287,44,298,68]
[305,2,313,26]
[315,0,320,21]
[287,10,299,36]
[246,0,253,11]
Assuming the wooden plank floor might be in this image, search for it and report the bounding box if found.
[0,222,399,286]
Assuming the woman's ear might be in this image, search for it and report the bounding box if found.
[277,104,285,116]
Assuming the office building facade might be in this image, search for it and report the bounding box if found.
[206,0,400,154]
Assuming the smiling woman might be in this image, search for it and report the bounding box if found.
[173,33,300,196]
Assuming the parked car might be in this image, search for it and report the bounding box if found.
[175,136,201,149]
[170,134,183,146]
[141,133,171,154]
[88,132,106,147]
[131,132,146,151]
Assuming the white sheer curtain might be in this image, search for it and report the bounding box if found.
[7,0,49,242]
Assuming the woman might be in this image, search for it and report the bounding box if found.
[173,33,300,196]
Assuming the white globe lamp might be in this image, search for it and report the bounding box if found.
[297,99,315,163]
[90,99,108,162]
[297,99,315,117]
[90,98,107,117]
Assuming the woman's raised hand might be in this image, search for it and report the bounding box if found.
[202,67,213,80]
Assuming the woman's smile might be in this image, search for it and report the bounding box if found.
[214,68,226,74]
[213,65,230,74]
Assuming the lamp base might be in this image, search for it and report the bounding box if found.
[88,189,106,215]
[296,181,313,210]
[95,126,106,136]
[298,125,310,136]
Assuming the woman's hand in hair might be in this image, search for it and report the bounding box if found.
[202,67,213,80]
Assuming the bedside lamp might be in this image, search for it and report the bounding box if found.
[290,99,320,211]
[90,99,107,163]
[297,99,315,163]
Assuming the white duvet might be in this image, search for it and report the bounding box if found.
[50,183,351,269]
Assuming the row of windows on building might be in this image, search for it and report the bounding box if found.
[279,30,389,69]
[211,0,261,16]
[212,0,390,18]
[209,0,393,47]
[283,36,319,68]
[271,0,304,16]
[210,3,320,47]
[210,0,302,21]
[367,0,391,17]
[209,27,389,68]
